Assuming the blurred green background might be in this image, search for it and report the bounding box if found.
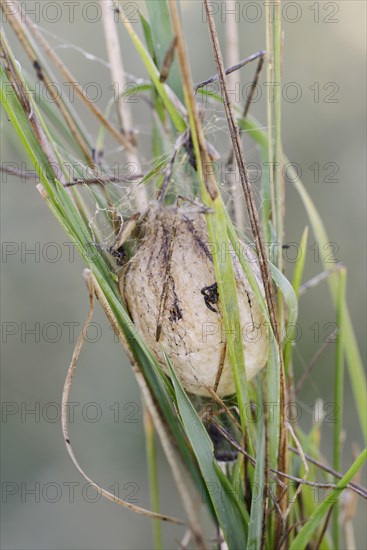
[1,1,366,548]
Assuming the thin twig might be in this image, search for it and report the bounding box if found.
[213,421,286,489]
[214,422,367,500]
[159,36,178,83]
[299,264,344,296]
[315,506,334,549]
[224,0,244,232]
[226,52,265,167]
[288,446,365,498]
[65,175,143,187]
[0,164,39,181]
[194,51,265,92]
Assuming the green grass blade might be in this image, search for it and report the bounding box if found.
[247,382,266,549]
[0,66,58,197]
[332,267,347,548]
[273,1,283,254]
[164,353,249,549]
[224,214,281,469]
[290,447,367,549]
[205,198,252,439]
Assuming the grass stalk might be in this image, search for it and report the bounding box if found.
[143,406,163,550]
[332,267,347,547]
[101,0,147,210]
[273,0,284,253]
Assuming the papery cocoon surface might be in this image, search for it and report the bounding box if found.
[120,205,269,397]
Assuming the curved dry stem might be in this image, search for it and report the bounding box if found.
[61,272,186,527]
[79,270,207,547]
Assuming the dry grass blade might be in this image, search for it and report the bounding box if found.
[224,0,244,232]
[100,0,135,140]
[100,0,147,210]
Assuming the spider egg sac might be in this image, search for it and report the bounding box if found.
[120,205,269,397]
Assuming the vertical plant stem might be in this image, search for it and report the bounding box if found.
[143,405,163,550]
[273,0,284,258]
[271,1,288,535]
[332,267,347,548]
[264,2,275,242]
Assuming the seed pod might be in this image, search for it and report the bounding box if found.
[120,205,269,397]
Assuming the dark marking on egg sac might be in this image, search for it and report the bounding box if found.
[168,276,183,322]
[183,216,213,261]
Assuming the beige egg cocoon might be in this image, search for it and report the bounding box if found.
[120,205,269,397]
